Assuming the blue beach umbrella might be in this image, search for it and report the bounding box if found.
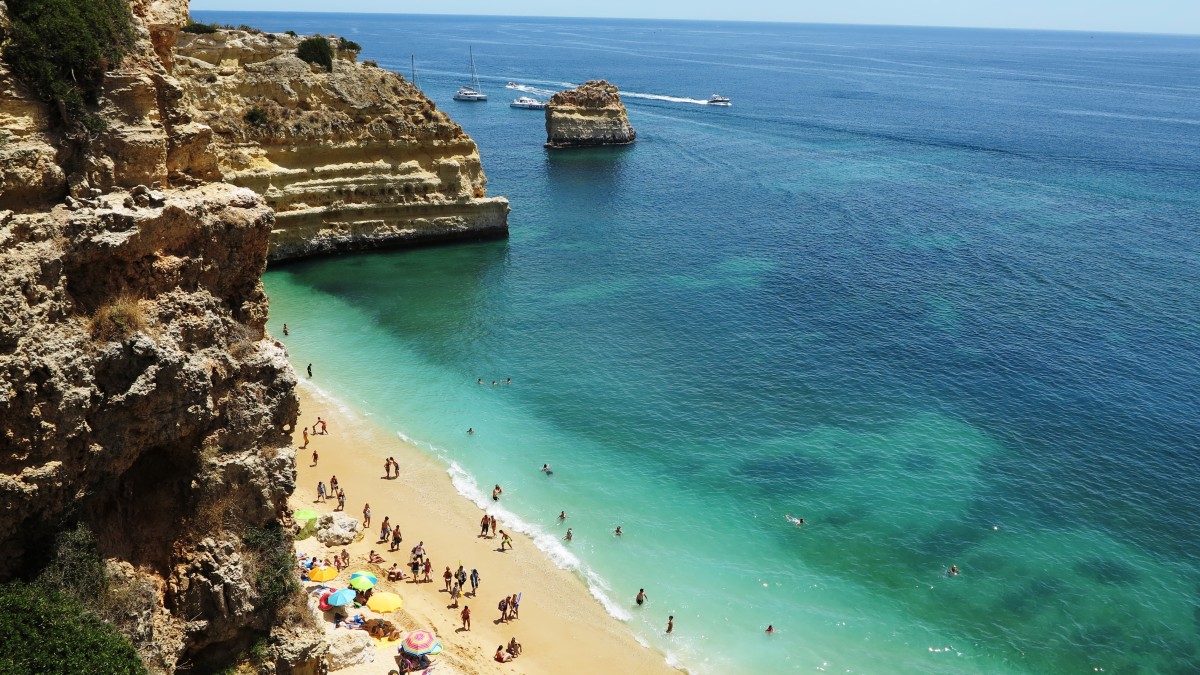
[327,588,357,607]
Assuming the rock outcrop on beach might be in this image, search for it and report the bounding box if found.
[544,80,637,148]
[172,29,509,262]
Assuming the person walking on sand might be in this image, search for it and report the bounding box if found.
[509,594,520,620]
[667,615,674,634]
[492,484,503,501]
[320,419,328,435]
[317,481,326,502]
[330,475,338,495]
[380,517,391,542]
[390,526,402,551]
[302,428,309,449]
[383,458,391,479]
[311,449,318,466]
[500,530,513,551]
[480,514,490,537]
[636,589,647,606]
[337,488,345,511]
[450,582,461,608]
[313,417,324,434]
[461,605,471,630]
[498,596,509,623]
[423,559,433,583]
[443,566,453,591]
[363,504,371,529]
[490,515,498,537]
[470,568,480,596]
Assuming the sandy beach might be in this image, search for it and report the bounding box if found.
[289,383,679,674]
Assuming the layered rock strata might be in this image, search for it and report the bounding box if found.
[172,30,509,262]
[544,80,637,148]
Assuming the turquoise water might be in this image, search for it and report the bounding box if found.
[204,12,1200,673]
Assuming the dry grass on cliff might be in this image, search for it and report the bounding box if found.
[89,294,146,341]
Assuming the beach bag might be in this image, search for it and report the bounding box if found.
[499,599,507,611]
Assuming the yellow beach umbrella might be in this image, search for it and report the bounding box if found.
[366,591,403,613]
[309,566,338,582]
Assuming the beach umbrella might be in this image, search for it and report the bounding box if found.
[327,588,357,607]
[309,566,338,582]
[349,571,378,590]
[350,571,378,584]
[366,591,403,613]
[294,508,319,522]
[401,629,439,655]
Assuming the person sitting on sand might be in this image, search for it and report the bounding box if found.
[387,564,404,582]
[368,550,385,564]
[494,645,511,662]
[506,637,522,658]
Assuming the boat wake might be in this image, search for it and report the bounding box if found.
[507,81,715,106]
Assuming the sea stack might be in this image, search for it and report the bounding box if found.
[544,80,637,148]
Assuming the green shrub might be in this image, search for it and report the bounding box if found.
[244,107,269,127]
[89,294,145,341]
[243,523,299,611]
[296,36,333,72]
[285,30,298,37]
[182,20,219,34]
[36,524,109,602]
[1,0,136,130]
[337,37,361,52]
[0,583,146,674]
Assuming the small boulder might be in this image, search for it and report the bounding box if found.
[326,629,374,670]
[316,512,361,546]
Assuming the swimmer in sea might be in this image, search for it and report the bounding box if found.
[542,463,552,474]
[615,525,622,536]
[785,514,805,526]
[636,588,647,606]
[558,511,566,520]
[564,528,573,542]
[948,565,959,576]
[766,624,774,634]
[468,428,474,435]
[492,484,503,501]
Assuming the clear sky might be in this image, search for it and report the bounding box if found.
[189,0,1200,35]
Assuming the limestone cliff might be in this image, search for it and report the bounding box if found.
[545,80,636,148]
[0,1,326,671]
[172,30,509,262]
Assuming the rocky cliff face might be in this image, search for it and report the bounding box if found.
[545,80,636,148]
[0,1,334,671]
[172,30,508,262]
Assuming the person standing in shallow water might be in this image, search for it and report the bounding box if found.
[307,363,312,377]
[666,615,674,634]
[283,323,289,336]
[636,589,647,606]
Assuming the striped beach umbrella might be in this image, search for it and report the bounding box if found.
[327,588,357,607]
[401,629,439,655]
[349,571,378,590]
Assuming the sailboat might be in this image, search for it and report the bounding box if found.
[453,47,487,102]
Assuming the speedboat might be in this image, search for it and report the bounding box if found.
[707,94,732,106]
[510,96,546,110]
[506,81,517,88]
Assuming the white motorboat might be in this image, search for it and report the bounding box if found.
[510,96,546,110]
[707,93,732,106]
[453,47,487,102]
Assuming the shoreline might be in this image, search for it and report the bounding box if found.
[289,381,681,674]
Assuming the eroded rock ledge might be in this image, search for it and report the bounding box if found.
[545,80,637,148]
[173,30,509,263]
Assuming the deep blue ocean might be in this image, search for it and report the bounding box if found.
[198,11,1200,673]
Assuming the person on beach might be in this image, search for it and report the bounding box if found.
[307,363,312,377]
[412,541,426,560]
[341,549,350,568]
[443,566,454,591]
[509,594,520,620]
[506,637,522,658]
[498,596,509,623]
[330,475,338,494]
[500,530,513,551]
[387,564,403,581]
[313,417,324,434]
[380,517,391,540]
[470,568,480,596]
[363,504,371,529]
[368,550,385,564]
[636,589,647,606]
[311,449,318,466]
[302,428,309,449]
[667,616,674,634]
[410,559,421,580]
[450,582,461,608]
[317,481,326,502]
[494,645,510,663]
[615,525,622,536]
[423,559,433,583]
[320,419,328,435]
[383,459,392,479]
[490,515,498,537]
[564,528,573,542]
[461,605,471,630]
[480,514,490,537]
[390,526,402,551]
[558,511,567,520]
[456,565,467,588]
[337,488,346,511]
[492,484,503,501]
